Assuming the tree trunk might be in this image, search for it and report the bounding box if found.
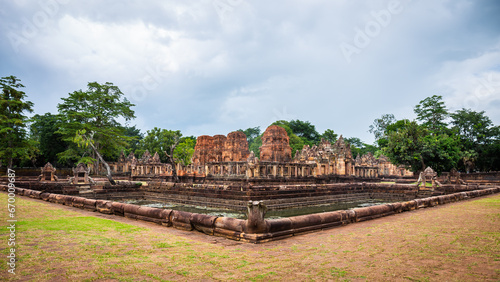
[165,151,179,183]
[165,140,180,183]
[8,138,13,169]
[87,139,116,185]
[419,154,426,171]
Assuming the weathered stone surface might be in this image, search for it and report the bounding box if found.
[192,135,214,165]
[39,162,58,181]
[222,131,250,162]
[140,150,152,163]
[332,135,352,159]
[72,163,91,184]
[259,125,292,162]
[212,135,227,163]
[355,152,378,166]
[193,132,250,165]
[245,201,267,233]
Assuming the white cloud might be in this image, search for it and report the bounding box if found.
[1,0,500,144]
[434,44,500,121]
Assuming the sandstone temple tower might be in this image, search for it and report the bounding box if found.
[259,125,292,162]
[192,131,250,165]
[222,131,250,162]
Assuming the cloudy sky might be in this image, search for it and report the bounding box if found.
[1,0,500,144]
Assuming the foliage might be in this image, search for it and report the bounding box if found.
[29,113,68,167]
[238,127,261,144]
[122,125,143,156]
[238,127,261,157]
[249,136,262,157]
[57,82,135,167]
[288,119,320,143]
[369,114,396,141]
[383,120,428,172]
[346,137,377,158]
[174,137,196,166]
[450,109,499,145]
[450,108,500,171]
[414,95,449,133]
[383,120,462,174]
[0,75,34,168]
[141,127,182,163]
[321,129,338,143]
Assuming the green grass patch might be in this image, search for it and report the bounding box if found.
[16,216,145,234]
[330,267,347,278]
[155,241,191,249]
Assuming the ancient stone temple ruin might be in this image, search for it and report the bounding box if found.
[191,125,411,179]
[38,162,58,181]
[192,131,250,165]
[259,125,292,162]
[108,125,412,179]
[71,163,92,184]
[129,150,173,177]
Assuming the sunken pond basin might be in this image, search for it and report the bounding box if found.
[122,198,397,219]
[4,179,500,243]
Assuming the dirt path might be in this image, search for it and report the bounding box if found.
[1,192,499,281]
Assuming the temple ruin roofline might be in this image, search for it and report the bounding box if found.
[107,125,412,179]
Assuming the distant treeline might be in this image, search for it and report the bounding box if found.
[1,76,499,174]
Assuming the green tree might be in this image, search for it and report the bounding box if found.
[450,109,498,146]
[57,82,135,170]
[238,127,261,144]
[288,119,320,144]
[249,136,262,157]
[122,125,143,156]
[30,113,68,167]
[377,119,411,148]
[0,76,34,168]
[383,121,427,173]
[450,108,500,171]
[420,133,462,173]
[238,126,261,157]
[346,137,377,157]
[414,95,449,133]
[141,127,182,182]
[383,120,461,174]
[369,114,396,141]
[174,137,196,166]
[73,129,117,184]
[321,129,338,143]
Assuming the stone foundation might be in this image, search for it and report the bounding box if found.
[3,184,499,243]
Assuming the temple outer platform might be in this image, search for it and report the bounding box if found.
[3,183,499,243]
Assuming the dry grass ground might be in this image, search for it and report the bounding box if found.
[0,192,499,281]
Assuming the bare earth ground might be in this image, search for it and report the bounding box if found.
[0,192,499,281]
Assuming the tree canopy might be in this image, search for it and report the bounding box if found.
[0,76,34,168]
[57,82,135,168]
[4,75,499,175]
[374,95,499,173]
[414,95,449,133]
[29,113,68,167]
